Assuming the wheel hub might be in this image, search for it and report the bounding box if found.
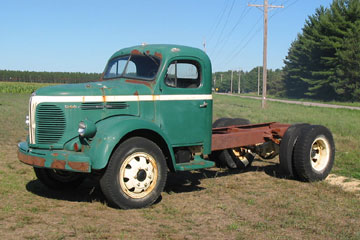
[310,137,330,172]
[137,169,147,182]
[119,152,158,199]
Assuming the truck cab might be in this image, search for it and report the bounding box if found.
[18,44,215,208]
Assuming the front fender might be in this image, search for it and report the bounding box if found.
[87,116,175,170]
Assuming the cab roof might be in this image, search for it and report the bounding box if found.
[109,44,211,64]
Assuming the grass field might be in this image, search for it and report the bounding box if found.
[0,82,56,93]
[0,93,359,240]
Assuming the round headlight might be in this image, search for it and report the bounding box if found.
[78,120,97,138]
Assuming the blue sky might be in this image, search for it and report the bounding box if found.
[0,0,333,73]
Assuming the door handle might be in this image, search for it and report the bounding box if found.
[200,101,208,108]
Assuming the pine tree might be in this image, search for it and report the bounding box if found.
[283,0,360,101]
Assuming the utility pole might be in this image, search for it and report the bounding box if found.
[238,70,241,94]
[258,66,260,96]
[214,74,216,88]
[249,1,283,108]
[230,70,233,94]
[220,74,223,82]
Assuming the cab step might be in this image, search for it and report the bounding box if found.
[175,155,215,171]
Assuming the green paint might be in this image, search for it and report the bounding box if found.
[18,44,213,172]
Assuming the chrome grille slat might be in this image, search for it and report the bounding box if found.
[35,105,66,144]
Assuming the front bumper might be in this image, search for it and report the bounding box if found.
[18,141,91,173]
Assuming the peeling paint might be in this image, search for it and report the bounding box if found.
[125,79,153,89]
[68,162,89,172]
[51,159,66,169]
[18,151,45,167]
[131,49,142,55]
[154,52,163,59]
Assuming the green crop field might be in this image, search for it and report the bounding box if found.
[0,92,359,239]
[0,82,55,93]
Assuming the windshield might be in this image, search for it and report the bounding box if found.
[103,54,161,80]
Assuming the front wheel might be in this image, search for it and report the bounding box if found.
[100,137,167,209]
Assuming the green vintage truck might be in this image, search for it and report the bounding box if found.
[18,44,335,209]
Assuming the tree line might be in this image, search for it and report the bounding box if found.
[0,70,101,84]
[283,0,360,102]
[213,67,284,96]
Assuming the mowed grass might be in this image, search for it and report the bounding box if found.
[213,94,360,179]
[0,93,359,240]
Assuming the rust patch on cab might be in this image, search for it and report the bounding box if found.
[18,151,45,167]
[125,79,152,89]
[68,162,89,172]
[154,52,162,59]
[51,160,66,169]
[131,49,142,55]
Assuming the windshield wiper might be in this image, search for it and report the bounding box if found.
[143,51,160,66]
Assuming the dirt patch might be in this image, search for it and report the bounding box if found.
[326,174,360,196]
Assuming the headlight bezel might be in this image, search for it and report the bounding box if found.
[78,120,97,138]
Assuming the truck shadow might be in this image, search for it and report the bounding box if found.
[25,159,291,205]
[164,159,293,194]
[26,178,107,204]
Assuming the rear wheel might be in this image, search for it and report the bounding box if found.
[293,125,335,182]
[100,137,167,209]
[34,167,86,190]
[279,124,310,177]
[211,118,253,169]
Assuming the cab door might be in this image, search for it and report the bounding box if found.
[156,58,212,146]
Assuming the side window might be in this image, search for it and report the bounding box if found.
[165,61,201,88]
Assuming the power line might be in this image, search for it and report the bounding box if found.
[210,0,236,55]
[207,0,230,44]
[249,0,283,109]
[220,14,263,68]
[269,0,299,19]
[212,7,252,60]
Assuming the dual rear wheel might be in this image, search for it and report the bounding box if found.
[279,124,335,181]
[211,118,335,182]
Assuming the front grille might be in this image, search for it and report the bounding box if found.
[35,105,66,144]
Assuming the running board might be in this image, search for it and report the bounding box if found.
[175,155,215,171]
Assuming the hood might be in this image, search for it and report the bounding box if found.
[34,78,154,97]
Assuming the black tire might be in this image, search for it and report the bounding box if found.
[217,150,237,169]
[293,125,335,182]
[212,118,232,128]
[279,124,310,177]
[212,118,250,128]
[211,118,252,169]
[100,137,167,209]
[33,167,86,190]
